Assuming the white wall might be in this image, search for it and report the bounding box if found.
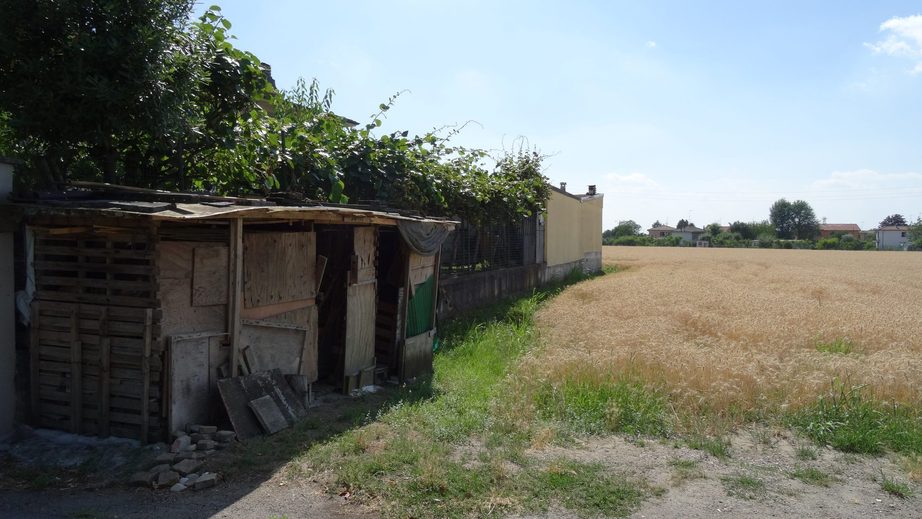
[0,161,14,441]
[877,230,908,250]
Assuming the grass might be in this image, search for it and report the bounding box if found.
[880,472,913,498]
[283,268,653,518]
[899,453,922,481]
[792,381,922,455]
[532,379,671,437]
[815,337,856,355]
[687,435,731,459]
[721,473,766,499]
[669,458,705,484]
[789,466,835,487]
[795,445,819,461]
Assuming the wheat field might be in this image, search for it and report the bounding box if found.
[530,247,922,422]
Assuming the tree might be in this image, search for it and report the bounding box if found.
[0,0,195,184]
[0,4,552,225]
[603,220,641,239]
[880,214,908,227]
[730,221,755,240]
[770,198,819,240]
[909,217,922,248]
[706,223,721,237]
[676,219,689,229]
[652,220,663,228]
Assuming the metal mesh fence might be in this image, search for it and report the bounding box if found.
[439,219,526,274]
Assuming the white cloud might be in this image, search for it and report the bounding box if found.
[645,40,657,49]
[865,14,922,74]
[811,169,922,190]
[602,172,660,194]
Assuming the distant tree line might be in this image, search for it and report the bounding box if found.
[602,200,922,250]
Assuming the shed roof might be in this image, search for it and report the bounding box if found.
[878,226,910,231]
[12,199,457,228]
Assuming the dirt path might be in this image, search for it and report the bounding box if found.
[0,474,377,519]
[522,427,917,518]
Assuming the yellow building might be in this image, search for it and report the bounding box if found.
[543,184,603,281]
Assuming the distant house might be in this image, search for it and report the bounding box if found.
[647,224,675,238]
[819,224,860,239]
[672,225,707,244]
[876,226,910,250]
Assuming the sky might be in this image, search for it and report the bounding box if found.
[194,1,922,231]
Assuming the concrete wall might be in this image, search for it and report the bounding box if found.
[0,161,14,441]
[438,264,543,319]
[545,189,603,271]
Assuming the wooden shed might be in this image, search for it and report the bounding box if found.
[10,194,454,442]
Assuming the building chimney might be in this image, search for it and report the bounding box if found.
[559,182,567,192]
[587,185,596,195]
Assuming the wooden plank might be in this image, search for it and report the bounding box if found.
[298,305,318,382]
[315,255,328,292]
[192,246,228,306]
[239,297,315,321]
[140,309,152,443]
[35,245,153,260]
[69,309,82,434]
[98,308,111,437]
[30,302,41,422]
[241,319,308,331]
[37,276,154,291]
[34,260,154,276]
[34,291,157,308]
[37,301,158,322]
[344,281,376,377]
[217,370,307,441]
[352,227,376,284]
[229,219,243,376]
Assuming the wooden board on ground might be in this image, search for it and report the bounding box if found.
[402,330,435,380]
[248,395,288,434]
[216,369,308,441]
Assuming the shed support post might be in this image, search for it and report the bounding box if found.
[228,219,243,376]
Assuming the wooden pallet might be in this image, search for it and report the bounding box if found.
[30,226,162,442]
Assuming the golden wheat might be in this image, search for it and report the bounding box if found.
[530,247,922,421]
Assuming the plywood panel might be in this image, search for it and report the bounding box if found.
[353,227,376,283]
[169,336,210,433]
[192,246,228,306]
[344,282,376,376]
[159,242,226,337]
[243,232,315,309]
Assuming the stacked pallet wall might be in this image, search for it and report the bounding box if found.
[30,226,162,441]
